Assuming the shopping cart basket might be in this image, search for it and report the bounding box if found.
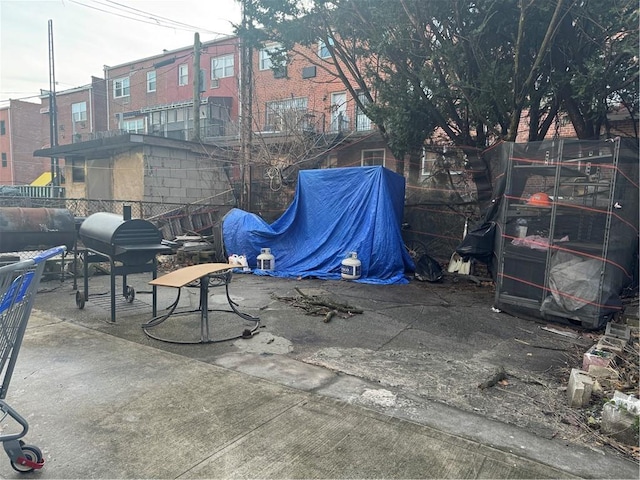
[0,246,66,473]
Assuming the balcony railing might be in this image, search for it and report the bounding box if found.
[0,185,65,206]
[75,111,375,146]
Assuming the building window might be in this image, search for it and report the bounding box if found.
[72,102,87,123]
[1,153,6,167]
[113,77,130,98]
[151,111,163,125]
[356,92,372,131]
[123,119,145,133]
[259,43,282,70]
[318,38,334,59]
[147,71,157,92]
[265,97,308,131]
[71,157,85,183]
[211,54,234,79]
[330,92,348,132]
[0,120,5,135]
[361,149,385,167]
[178,64,189,86]
[421,149,438,176]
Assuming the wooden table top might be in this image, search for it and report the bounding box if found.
[149,263,233,288]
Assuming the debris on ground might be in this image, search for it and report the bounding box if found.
[570,318,640,461]
[478,366,507,389]
[173,234,217,265]
[274,287,363,318]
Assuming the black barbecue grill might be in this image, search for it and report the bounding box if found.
[76,208,173,322]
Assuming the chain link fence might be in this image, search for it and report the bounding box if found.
[0,195,237,262]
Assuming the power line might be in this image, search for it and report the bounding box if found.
[68,0,231,36]
[104,0,228,34]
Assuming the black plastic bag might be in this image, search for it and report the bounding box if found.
[455,221,496,264]
[414,254,443,282]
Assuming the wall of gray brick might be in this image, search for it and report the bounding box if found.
[142,145,233,205]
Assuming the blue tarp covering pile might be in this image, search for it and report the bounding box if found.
[222,166,414,284]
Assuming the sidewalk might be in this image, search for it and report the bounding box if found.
[0,272,636,478]
[0,312,578,479]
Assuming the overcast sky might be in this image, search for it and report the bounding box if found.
[0,0,241,104]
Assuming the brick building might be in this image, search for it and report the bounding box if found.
[251,40,397,171]
[0,99,47,185]
[40,76,108,146]
[104,35,240,140]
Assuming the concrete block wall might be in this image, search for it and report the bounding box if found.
[142,145,232,205]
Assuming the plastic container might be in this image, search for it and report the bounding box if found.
[341,252,361,280]
[256,248,275,271]
[228,254,250,272]
[516,218,528,238]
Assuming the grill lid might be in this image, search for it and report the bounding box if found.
[79,212,171,264]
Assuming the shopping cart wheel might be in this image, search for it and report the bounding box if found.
[126,286,135,303]
[76,291,85,309]
[10,444,43,473]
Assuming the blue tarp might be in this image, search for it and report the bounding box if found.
[222,166,414,284]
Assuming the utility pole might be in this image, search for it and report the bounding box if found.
[191,32,201,141]
[239,0,253,211]
[47,20,59,197]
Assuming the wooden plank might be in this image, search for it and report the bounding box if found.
[150,263,232,288]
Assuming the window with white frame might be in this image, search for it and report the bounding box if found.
[318,38,334,59]
[147,71,157,92]
[71,102,87,123]
[421,147,462,176]
[265,97,308,131]
[421,148,437,176]
[361,149,385,167]
[113,77,130,98]
[123,118,145,133]
[150,111,162,125]
[178,64,189,86]
[259,43,282,70]
[211,54,234,79]
[355,92,372,131]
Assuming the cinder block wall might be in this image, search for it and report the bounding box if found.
[142,145,231,205]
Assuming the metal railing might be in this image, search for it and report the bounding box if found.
[0,186,65,201]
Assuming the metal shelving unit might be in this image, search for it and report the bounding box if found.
[494,138,638,329]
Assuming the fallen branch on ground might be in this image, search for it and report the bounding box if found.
[272,289,363,318]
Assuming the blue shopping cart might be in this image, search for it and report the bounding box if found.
[0,246,66,473]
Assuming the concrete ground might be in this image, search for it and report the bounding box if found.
[0,269,637,479]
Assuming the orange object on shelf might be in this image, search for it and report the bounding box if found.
[527,192,551,206]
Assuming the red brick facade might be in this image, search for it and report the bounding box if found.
[105,36,240,138]
[252,42,361,134]
[0,100,47,185]
[40,76,108,147]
